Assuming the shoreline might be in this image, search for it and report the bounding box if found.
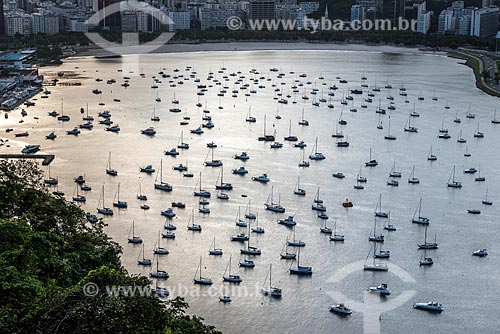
[72,41,444,58]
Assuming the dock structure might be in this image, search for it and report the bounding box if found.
[0,154,55,165]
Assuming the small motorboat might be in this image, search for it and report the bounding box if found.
[330,304,352,315]
[252,174,270,183]
[413,301,444,312]
[342,199,353,208]
[473,249,488,257]
[234,152,250,160]
[332,172,345,179]
[368,284,391,295]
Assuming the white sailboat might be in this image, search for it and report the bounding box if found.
[154,160,173,192]
[262,264,282,297]
[408,165,420,184]
[222,255,242,283]
[97,185,113,215]
[309,137,325,160]
[106,152,118,176]
[447,165,462,188]
[294,176,306,196]
[412,197,430,225]
[193,256,212,285]
[418,225,438,249]
[374,194,388,218]
[265,186,285,213]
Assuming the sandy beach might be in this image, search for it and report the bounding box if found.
[74,41,444,58]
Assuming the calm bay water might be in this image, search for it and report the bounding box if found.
[3,49,500,333]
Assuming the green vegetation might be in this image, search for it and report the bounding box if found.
[0,160,220,334]
[172,29,498,51]
[448,51,500,97]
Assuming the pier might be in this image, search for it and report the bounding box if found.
[0,154,55,165]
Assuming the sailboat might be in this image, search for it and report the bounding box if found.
[151,106,160,121]
[309,137,325,160]
[374,194,388,218]
[258,115,275,141]
[209,237,223,255]
[473,122,484,138]
[492,109,500,124]
[482,188,493,205]
[112,183,127,208]
[312,187,326,211]
[235,206,247,227]
[294,177,306,196]
[284,119,298,141]
[240,220,262,255]
[427,145,437,161]
[265,186,285,213]
[177,131,189,149]
[389,159,401,177]
[43,166,58,185]
[329,220,345,242]
[137,183,147,201]
[412,198,430,225]
[408,165,420,184]
[245,106,256,122]
[289,247,312,275]
[365,148,378,167]
[82,103,93,121]
[262,264,282,297]
[106,152,117,176]
[150,254,169,279]
[127,220,142,243]
[154,231,169,255]
[223,255,242,283]
[364,243,388,272]
[298,150,310,167]
[72,183,86,203]
[447,165,462,188]
[384,117,397,140]
[204,147,223,167]
[418,225,438,249]
[457,129,466,143]
[215,166,232,190]
[194,172,211,197]
[137,243,151,265]
[475,165,485,182]
[187,210,202,231]
[369,217,384,242]
[404,114,418,132]
[154,160,173,192]
[251,213,265,233]
[280,238,296,259]
[298,108,309,126]
[244,200,256,220]
[193,256,213,285]
[419,249,433,266]
[287,226,305,247]
[97,185,113,215]
[57,99,70,122]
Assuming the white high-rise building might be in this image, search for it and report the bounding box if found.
[470,6,499,37]
[351,4,366,21]
[167,11,190,31]
[31,13,60,35]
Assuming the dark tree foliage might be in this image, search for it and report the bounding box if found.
[0,160,220,334]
